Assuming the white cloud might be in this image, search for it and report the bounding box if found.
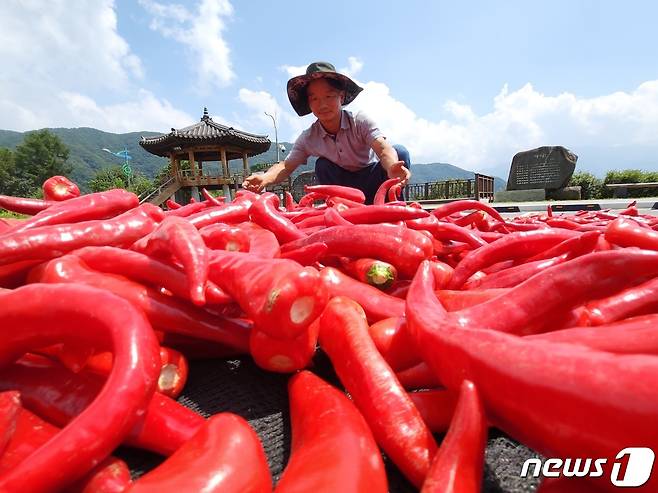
[346,78,658,175]
[0,0,142,94]
[0,1,195,133]
[58,90,195,133]
[237,88,308,140]
[281,63,307,79]
[139,0,235,91]
[340,57,363,78]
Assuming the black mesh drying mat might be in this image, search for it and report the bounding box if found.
[115,352,542,492]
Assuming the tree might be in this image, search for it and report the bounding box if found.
[0,148,17,195]
[13,130,72,196]
[88,166,152,197]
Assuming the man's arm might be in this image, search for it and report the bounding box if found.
[241,160,301,193]
[371,136,411,186]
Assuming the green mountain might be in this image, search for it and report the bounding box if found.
[0,129,506,191]
[0,128,167,190]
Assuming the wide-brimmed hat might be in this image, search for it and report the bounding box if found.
[286,61,363,117]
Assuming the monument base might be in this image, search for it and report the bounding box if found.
[494,189,546,202]
[547,186,581,201]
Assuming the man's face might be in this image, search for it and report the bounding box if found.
[307,78,344,124]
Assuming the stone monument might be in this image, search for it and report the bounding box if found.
[495,146,580,201]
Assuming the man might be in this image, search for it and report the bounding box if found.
[242,62,411,204]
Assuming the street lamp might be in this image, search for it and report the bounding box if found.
[264,111,280,162]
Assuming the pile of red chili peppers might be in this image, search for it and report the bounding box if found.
[1,176,658,492]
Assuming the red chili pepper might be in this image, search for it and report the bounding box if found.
[318,296,438,487]
[133,216,209,306]
[323,206,353,226]
[325,196,367,209]
[340,257,398,290]
[284,191,297,211]
[129,413,271,493]
[396,362,442,390]
[420,380,487,493]
[282,224,433,278]
[164,200,208,217]
[406,260,658,492]
[436,288,509,311]
[525,230,600,262]
[42,175,80,201]
[408,389,458,434]
[298,191,324,208]
[232,221,280,258]
[320,267,405,322]
[305,184,366,203]
[0,405,133,493]
[545,217,581,230]
[0,354,205,456]
[166,198,182,210]
[466,256,569,290]
[386,279,411,299]
[72,246,232,305]
[577,275,658,326]
[280,242,328,265]
[0,203,164,267]
[406,216,487,249]
[201,187,224,206]
[455,250,658,335]
[452,210,486,228]
[431,199,505,223]
[209,250,327,339]
[275,370,387,493]
[368,317,421,371]
[34,255,251,351]
[5,188,139,235]
[200,223,251,252]
[388,183,403,202]
[374,177,400,205]
[85,346,189,399]
[0,391,20,455]
[186,203,251,228]
[0,195,54,215]
[249,194,307,244]
[296,205,428,229]
[0,283,160,492]
[32,339,95,373]
[0,259,42,288]
[606,216,658,250]
[249,318,319,373]
[526,314,658,354]
[448,229,580,289]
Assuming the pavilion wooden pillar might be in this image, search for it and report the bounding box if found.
[242,151,249,180]
[169,153,177,178]
[188,150,196,176]
[188,150,200,202]
[220,148,231,201]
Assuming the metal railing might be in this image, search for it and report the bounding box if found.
[140,172,495,205]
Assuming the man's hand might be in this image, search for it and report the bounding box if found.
[241,173,269,193]
[386,161,411,186]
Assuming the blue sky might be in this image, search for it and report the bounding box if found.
[2,0,657,178]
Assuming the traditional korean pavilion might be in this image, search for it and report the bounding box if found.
[139,108,270,204]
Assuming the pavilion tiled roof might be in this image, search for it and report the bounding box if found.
[139,108,271,160]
